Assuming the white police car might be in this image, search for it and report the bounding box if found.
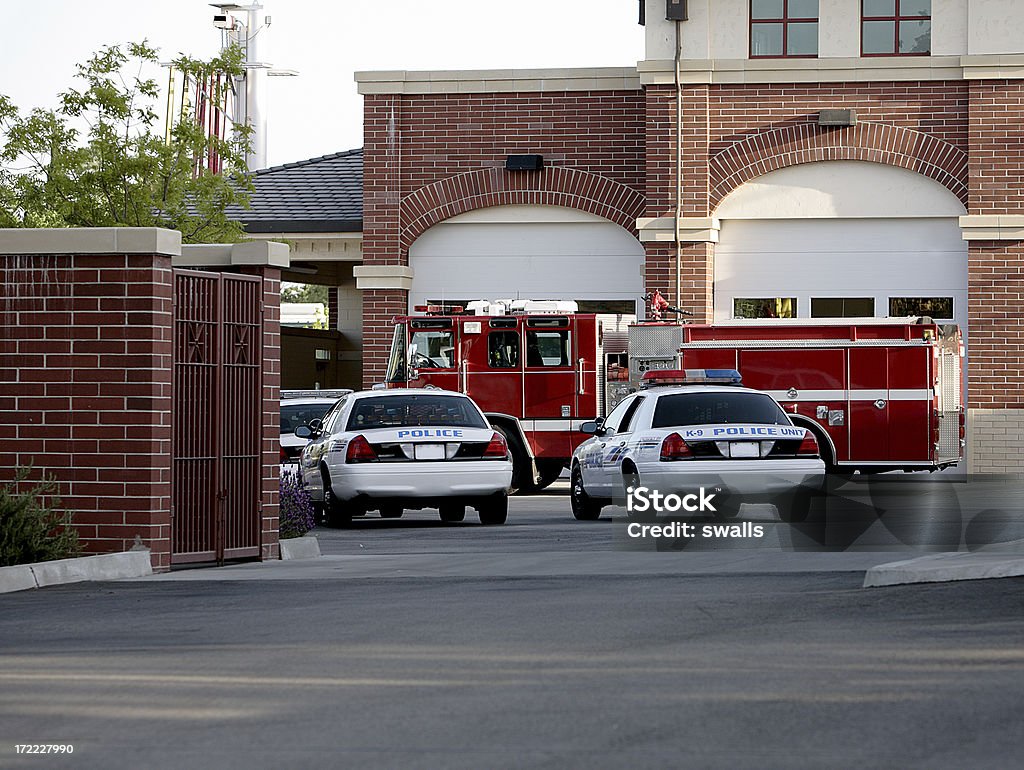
[570,370,825,522]
[295,389,513,526]
[280,389,353,464]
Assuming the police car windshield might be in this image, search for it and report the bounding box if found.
[280,403,334,434]
[652,392,790,429]
[346,395,489,431]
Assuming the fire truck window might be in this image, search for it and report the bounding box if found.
[811,298,874,318]
[733,298,796,319]
[526,330,570,367]
[409,330,455,368]
[386,325,407,382]
[652,393,790,428]
[889,297,953,319]
[488,332,519,368]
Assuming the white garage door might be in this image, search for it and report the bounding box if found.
[408,205,644,313]
[713,162,968,335]
[715,218,968,333]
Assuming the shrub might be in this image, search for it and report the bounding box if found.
[0,468,80,567]
[279,468,316,539]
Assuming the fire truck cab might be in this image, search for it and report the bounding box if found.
[385,301,634,491]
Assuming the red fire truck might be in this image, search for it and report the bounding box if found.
[384,302,964,488]
[635,320,964,473]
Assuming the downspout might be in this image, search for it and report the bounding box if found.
[674,18,683,310]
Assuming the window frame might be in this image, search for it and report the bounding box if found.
[732,297,798,320]
[861,0,931,57]
[749,0,820,60]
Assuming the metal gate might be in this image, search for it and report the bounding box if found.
[172,269,263,565]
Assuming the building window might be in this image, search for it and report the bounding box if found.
[733,298,797,319]
[751,0,819,58]
[862,0,931,56]
[811,298,875,318]
[889,297,953,319]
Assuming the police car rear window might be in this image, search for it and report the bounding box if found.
[347,395,489,431]
[652,393,790,429]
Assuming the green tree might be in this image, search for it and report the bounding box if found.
[0,41,252,243]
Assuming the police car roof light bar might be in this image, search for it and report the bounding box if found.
[640,369,743,388]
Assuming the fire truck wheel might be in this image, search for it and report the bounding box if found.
[321,467,353,528]
[570,464,603,521]
[439,504,466,523]
[379,505,403,519]
[477,493,509,525]
[535,460,566,490]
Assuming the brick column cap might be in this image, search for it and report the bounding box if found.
[354,265,413,291]
[176,241,291,268]
[0,227,181,256]
[637,216,720,243]
[960,215,1024,241]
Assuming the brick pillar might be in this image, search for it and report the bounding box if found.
[361,288,408,388]
[0,229,177,570]
[257,267,282,559]
[643,84,714,318]
[963,78,1024,472]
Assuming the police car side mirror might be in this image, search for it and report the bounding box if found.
[580,421,598,435]
[294,425,312,439]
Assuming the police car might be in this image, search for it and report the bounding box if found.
[294,389,513,526]
[569,370,826,522]
[280,389,353,465]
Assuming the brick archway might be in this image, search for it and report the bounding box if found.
[709,122,968,210]
[399,167,646,252]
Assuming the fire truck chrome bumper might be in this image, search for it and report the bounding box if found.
[331,461,513,500]
[639,459,825,497]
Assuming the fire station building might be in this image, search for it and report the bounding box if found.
[347,0,1022,473]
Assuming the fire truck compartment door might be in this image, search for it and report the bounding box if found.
[848,347,889,462]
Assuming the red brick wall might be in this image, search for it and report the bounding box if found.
[0,252,174,569]
[361,289,408,387]
[969,80,1024,215]
[967,241,1024,409]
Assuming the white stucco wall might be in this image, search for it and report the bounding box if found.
[644,0,1016,61]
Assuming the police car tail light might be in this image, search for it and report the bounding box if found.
[346,435,378,463]
[660,432,694,461]
[795,432,820,457]
[482,432,508,459]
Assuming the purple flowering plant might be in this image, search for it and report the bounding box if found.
[279,468,316,539]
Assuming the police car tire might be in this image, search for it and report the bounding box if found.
[570,464,603,521]
[439,504,466,523]
[321,467,352,528]
[477,493,508,525]
[379,505,403,519]
[622,466,656,523]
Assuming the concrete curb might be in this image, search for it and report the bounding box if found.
[279,536,321,560]
[0,550,153,594]
[863,551,1024,588]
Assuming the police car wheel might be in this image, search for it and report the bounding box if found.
[477,493,508,525]
[439,504,466,523]
[321,467,352,528]
[379,505,403,519]
[622,466,656,522]
[570,465,603,521]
